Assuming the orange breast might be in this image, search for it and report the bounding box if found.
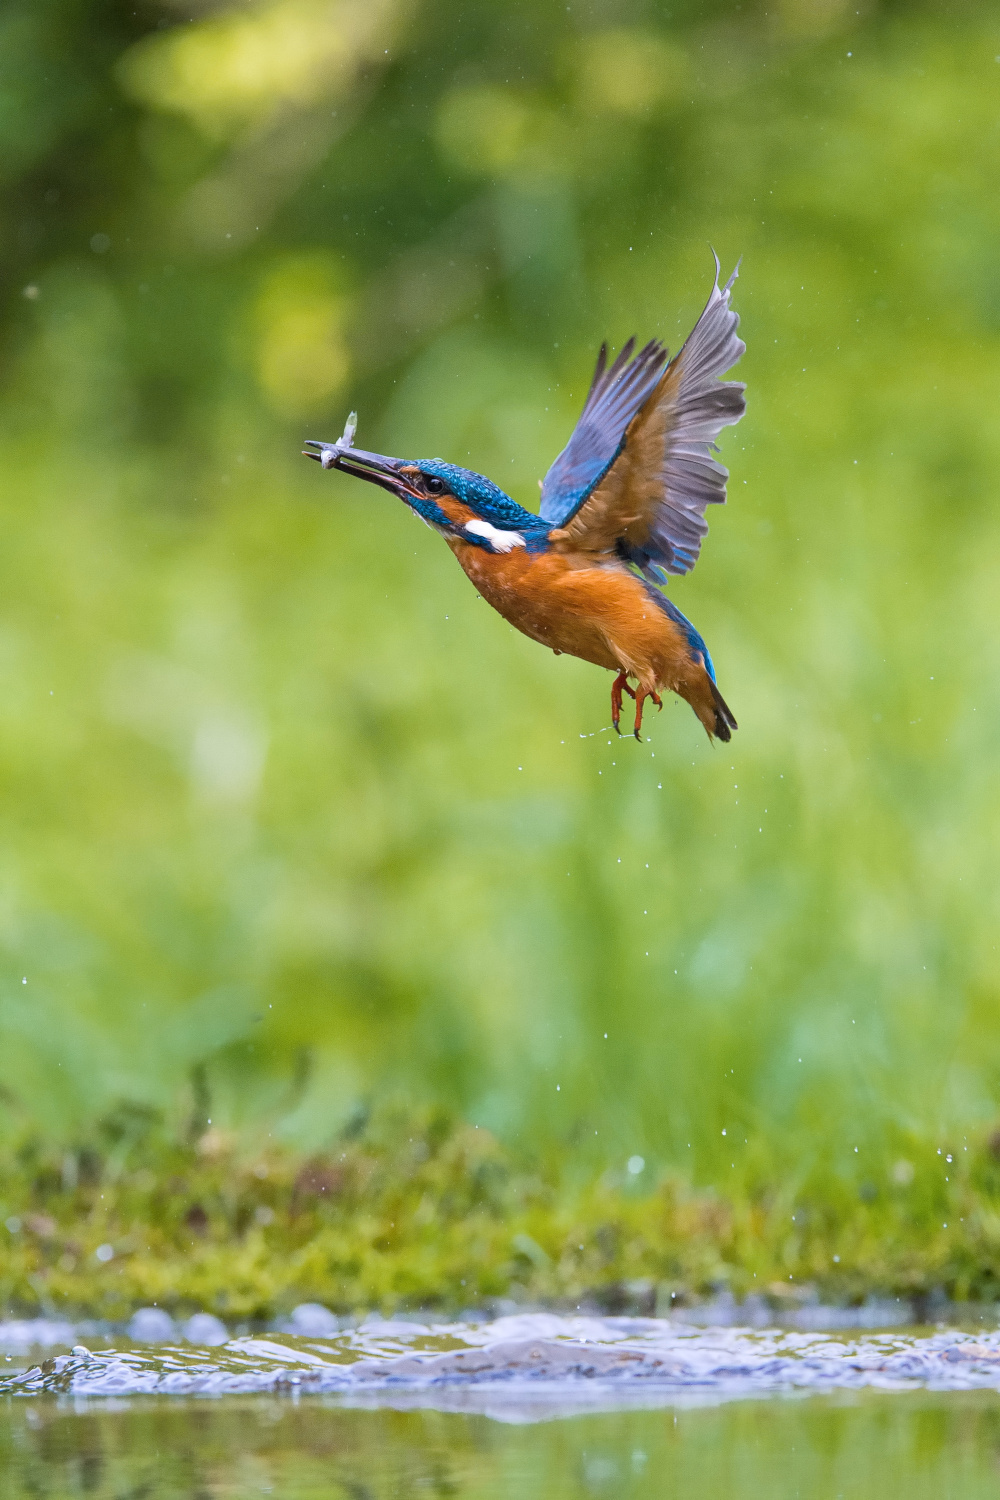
[447,538,692,692]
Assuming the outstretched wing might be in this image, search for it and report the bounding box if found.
[539,338,669,526]
[546,257,745,577]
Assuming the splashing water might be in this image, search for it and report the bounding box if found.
[7,1313,1000,1415]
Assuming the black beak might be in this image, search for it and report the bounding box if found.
[303,436,422,501]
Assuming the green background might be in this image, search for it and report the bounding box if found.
[1,0,998,1201]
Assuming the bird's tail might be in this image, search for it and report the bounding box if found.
[709,680,738,742]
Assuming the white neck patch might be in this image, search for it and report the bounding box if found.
[464,519,526,553]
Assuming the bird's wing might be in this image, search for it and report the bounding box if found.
[546,258,745,577]
[539,338,669,526]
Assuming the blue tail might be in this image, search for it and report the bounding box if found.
[645,586,737,741]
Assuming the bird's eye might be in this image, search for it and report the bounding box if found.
[424,475,445,495]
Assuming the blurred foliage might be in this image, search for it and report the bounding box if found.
[1,0,1000,1261]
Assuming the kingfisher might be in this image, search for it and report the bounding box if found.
[304,256,746,741]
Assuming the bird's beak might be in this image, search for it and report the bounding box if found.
[302,437,423,502]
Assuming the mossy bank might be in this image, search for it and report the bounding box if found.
[4,1105,1000,1323]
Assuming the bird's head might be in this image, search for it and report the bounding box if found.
[304,416,547,553]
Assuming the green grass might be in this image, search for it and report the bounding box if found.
[3,1105,1000,1321]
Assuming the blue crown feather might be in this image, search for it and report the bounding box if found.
[417,460,550,535]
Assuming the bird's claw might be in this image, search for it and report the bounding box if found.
[633,687,662,741]
[610,670,636,734]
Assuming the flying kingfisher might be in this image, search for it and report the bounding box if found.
[304,257,746,741]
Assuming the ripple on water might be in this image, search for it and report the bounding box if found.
[6,1313,1000,1413]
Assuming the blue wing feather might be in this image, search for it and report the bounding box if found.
[539,338,669,525]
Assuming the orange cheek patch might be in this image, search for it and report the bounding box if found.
[431,494,477,529]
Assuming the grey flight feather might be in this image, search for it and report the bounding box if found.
[635,254,746,577]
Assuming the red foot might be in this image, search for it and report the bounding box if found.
[610,670,636,734]
[633,686,663,741]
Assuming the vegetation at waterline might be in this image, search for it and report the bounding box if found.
[3,1105,1000,1322]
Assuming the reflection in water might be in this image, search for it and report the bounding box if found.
[4,1391,1000,1499]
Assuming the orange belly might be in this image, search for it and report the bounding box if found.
[448,539,693,693]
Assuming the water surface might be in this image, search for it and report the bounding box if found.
[3,1390,1000,1498]
[5,1312,1000,1494]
